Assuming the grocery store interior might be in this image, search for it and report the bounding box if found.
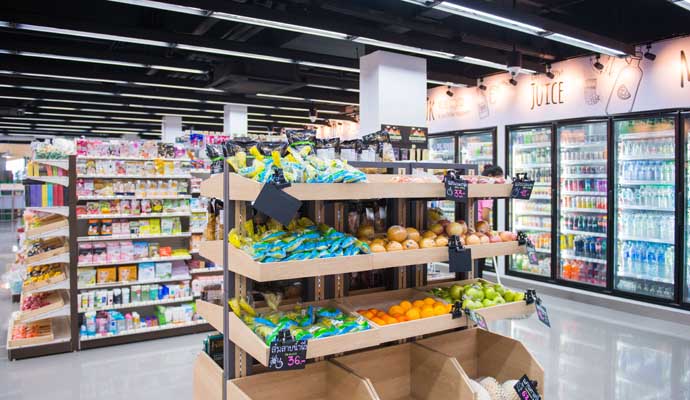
[2,0,690,399]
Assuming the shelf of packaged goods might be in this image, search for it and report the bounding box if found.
[560,253,606,264]
[7,316,71,352]
[77,155,192,161]
[190,169,211,175]
[32,159,69,170]
[560,142,606,149]
[199,240,525,282]
[515,211,551,216]
[529,195,551,200]
[80,319,208,342]
[190,229,205,234]
[78,254,192,268]
[560,229,607,238]
[560,160,607,166]
[25,206,70,217]
[189,267,223,274]
[617,205,675,212]
[78,296,194,313]
[77,212,192,220]
[561,174,607,179]
[617,180,674,186]
[618,154,674,161]
[465,156,493,161]
[618,130,676,140]
[200,173,515,201]
[191,208,207,213]
[514,163,551,169]
[78,195,191,201]
[533,182,551,187]
[561,191,607,196]
[25,222,70,240]
[79,275,192,290]
[617,235,674,245]
[512,142,551,150]
[561,208,607,214]
[25,176,69,186]
[77,232,192,242]
[534,248,551,254]
[23,277,70,295]
[615,271,674,284]
[79,174,192,179]
[26,251,70,268]
[513,226,551,233]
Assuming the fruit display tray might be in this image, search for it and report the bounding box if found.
[22,265,68,292]
[25,242,69,266]
[24,218,69,240]
[199,240,524,282]
[7,319,54,348]
[17,291,69,322]
[200,173,514,201]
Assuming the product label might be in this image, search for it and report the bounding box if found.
[513,375,541,400]
[268,330,308,371]
[252,183,301,226]
[511,179,535,200]
[448,245,472,273]
[445,179,468,201]
[526,242,539,266]
[466,309,488,330]
[536,299,551,328]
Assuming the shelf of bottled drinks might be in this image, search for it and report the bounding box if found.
[506,112,690,308]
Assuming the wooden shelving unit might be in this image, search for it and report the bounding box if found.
[193,162,542,400]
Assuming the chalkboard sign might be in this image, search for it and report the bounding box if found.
[526,242,539,266]
[448,236,472,273]
[253,183,301,226]
[535,299,551,328]
[466,309,488,330]
[511,173,535,200]
[513,375,541,400]
[445,179,468,201]
[268,330,308,371]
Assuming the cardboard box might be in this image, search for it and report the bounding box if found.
[155,262,172,279]
[138,263,155,281]
[78,268,96,286]
[117,265,138,282]
[96,267,117,284]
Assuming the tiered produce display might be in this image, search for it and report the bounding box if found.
[192,149,544,400]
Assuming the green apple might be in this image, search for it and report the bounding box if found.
[482,298,495,307]
[465,287,484,301]
[483,287,497,300]
[468,300,483,310]
[513,292,525,302]
[494,284,506,296]
[494,296,506,304]
[503,290,515,302]
[449,284,464,300]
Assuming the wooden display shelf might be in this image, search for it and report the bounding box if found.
[193,352,224,400]
[199,240,524,282]
[22,265,68,293]
[332,342,473,400]
[417,328,545,397]
[25,240,69,266]
[17,290,69,322]
[340,288,468,343]
[418,278,537,322]
[7,319,54,348]
[196,300,381,367]
[200,173,514,201]
[24,218,69,240]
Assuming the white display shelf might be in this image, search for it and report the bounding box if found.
[26,252,70,267]
[561,174,607,179]
[79,275,192,290]
[514,225,551,232]
[533,182,551,187]
[534,248,551,254]
[77,155,191,161]
[79,174,191,179]
[26,176,69,186]
[529,195,551,200]
[516,211,551,216]
[560,229,607,238]
[560,159,607,166]
[33,159,69,170]
[78,254,192,268]
[616,271,673,284]
[190,249,199,254]
[618,154,674,161]
[560,208,607,214]
[77,212,191,220]
[25,206,70,216]
[618,205,674,212]
[78,195,191,200]
[189,267,223,274]
[25,226,70,241]
[515,163,551,169]
[191,208,207,213]
[618,180,674,186]
[617,130,675,140]
[78,296,194,313]
[190,169,211,175]
[560,142,606,149]
[617,235,674,245]
[17,304,70,323]
[560,253,606,264]
[23,278,70,295]
[190,229,205,234]
[77,232,192,242]
[465,156,493,161]
[512,142,551,150]
[561,191,606,196]
[80,319,207,342]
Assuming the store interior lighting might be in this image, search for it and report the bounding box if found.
[593,54,604,70]
[670,0,690,11]
[545,64,555,79]
[643,44,656,61]
[477,78,487,91]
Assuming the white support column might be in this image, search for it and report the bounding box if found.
[359,50,427,136]
[224,104,248,137]
[161,115,183,143]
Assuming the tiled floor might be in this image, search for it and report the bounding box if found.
[1,220,690,399]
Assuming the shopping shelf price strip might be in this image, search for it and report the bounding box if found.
[268,329,308,371]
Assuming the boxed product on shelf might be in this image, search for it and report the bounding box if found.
[77,159,191,177]
[138,263,156,281]
[78,268,97,286]
[155,262,173,279]
[75,138,187,160]
[155,303,195,325]
[192,275,223,300]
[32,138,74,159]
[96,267,117,284]
[80,282,191,311]
[76,178,189,198]
[25,184,68,207]
[117,265,137,282]
[23,263,67,291]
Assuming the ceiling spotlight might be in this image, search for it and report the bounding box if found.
[509,72,518,86]
[593,54,604,70]
[643,44,656,61]
[507,50,523,76]
[308,106,317,123]
[446,85,454,97]
[478,78,487,91]
[545,64,555,79]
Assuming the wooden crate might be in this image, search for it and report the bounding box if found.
[417,329,545,397]
[25,238,69,265]
[227,361,378,400]
[196,300,381,367]
[22,265,68,292]
[7,319,54,348]
[17,290,68,322]
[340,288,467,343]
[418,278,536,322]
[193,352,223,400]
[25,217,68,239]
[332,342,474,400]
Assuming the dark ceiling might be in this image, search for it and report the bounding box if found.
[0,0,688,140]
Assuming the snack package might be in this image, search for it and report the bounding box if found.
[315,138,339,160]
[339,139,361,161]
[286,130,316,155]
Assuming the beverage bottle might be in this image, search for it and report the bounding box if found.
[630,243,639,274]
[646,244,657,278]
[665,246,674,281]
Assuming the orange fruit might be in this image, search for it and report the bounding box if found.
[396,315,409,322]
[399,300,412,311]
[445,304,453,313]
[423,297,436,306]
[420,307,435,318]
[368,308,378,314]
[389,305,404,316]
[383,315,398,324]
[371,317,386,326]
[412,300,426,309]
[364,311,375,319]
[433,304,447,316]
[376,311,387,318]
[405,308,421,320]
[357,309,367,314]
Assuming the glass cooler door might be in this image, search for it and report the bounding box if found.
[428,134,456,163]
[684,114,690,304]
[557,121,608,287]
[614,116,676,300]
[458,131,494,173]
[427,134,457,280]
[508,125,553,277]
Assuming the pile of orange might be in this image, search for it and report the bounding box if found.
[357,297,451,326]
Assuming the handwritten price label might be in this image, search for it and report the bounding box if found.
[510,180,535,200]
[445,179,468,201]
[269,333,308,371]
[513,375,541,400]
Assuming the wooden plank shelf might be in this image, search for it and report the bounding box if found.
[199,240,524,282]
[200,173,514,201]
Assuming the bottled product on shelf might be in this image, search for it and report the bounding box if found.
[428,135,454,162]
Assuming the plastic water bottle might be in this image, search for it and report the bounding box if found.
[631,243,640,274]
[634,188,642,206]
[622,242,631,273]
[656,246,665,279]
[646,244,657,278]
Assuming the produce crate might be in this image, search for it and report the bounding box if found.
[22,264,68,292]
[332,342,474,400]
[196,300,381,367]
[193,352,223,400]
[418,278,536,322]
[340,288,467,343]
[7,319,54,348]
[24,217,68,239]
[227,360,378,400]
[17,290,68,322]
[417,328,545,397]
[24,237,69,265]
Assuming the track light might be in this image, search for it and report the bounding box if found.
[509,73,518,86]
[308,106,317,123]
[593,55,604,70]
[643,44,656,61]
[545,64,555,79]
[477,78,487,91]
[446,86,454,97]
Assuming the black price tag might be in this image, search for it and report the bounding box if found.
[450,301,463,319]
[268,330,308,371]
[513,375,541,400]
[535,298,551,328]
[252,183,301,226]
[466,309,488,330]
[526,242,539,266]
[511,173,535,200]
[445,179,468,201]
[448,235,472,273]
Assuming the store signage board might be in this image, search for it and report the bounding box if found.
[510,174,534,200]
[513,375,541,400]
[268,330,308,371]
[466,309,488,330]
[252,183,301,226]
[445,179,468,201]
[381,125,429,148]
